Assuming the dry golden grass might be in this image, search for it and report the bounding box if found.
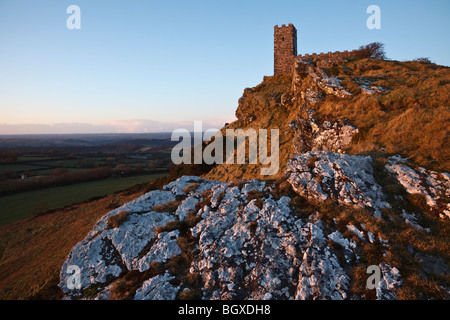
[106,211,130,229]
[246,190,265,209]
[183,182,200,194]
[152,200,181,213]
[155,219,183,235]
[315,59,450,171]
[0,190,145,300]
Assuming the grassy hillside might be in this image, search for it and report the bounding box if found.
[314,59,449,170]
[0,191,140,299]
[204,58,449,182]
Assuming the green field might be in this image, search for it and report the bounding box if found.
[31,159,81,168]
[0,173,166,226]
[32,167,89,175]
[16,156,59,162]
[0,164,48,174]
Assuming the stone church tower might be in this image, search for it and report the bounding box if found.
[274,24,297,75]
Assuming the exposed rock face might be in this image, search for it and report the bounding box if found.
[289,111,358,154]
[376,263,402,300]
[134,272,179,300]
[295,219,352,300]
[234,78,291,126]
[289,60,359,155]
[135,230,182,272]
[311,120,358,152]
[354,77,389,94]
[59,190,179,292]
[301,88,325,105]
[293,59,352,99]
[386,158,450,219]
[60,170,405,300]
[190,183,302,300]
[286,151,390,218]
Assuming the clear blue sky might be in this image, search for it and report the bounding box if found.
[0,0,449,134]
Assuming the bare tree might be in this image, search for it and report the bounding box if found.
[413,57,432,63]
[358,42,386,59]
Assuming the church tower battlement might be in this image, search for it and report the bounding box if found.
[274,24,297,75]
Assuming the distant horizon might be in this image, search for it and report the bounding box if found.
[0,132,174,137]
[1,0,449,134]
[0,118,231,135]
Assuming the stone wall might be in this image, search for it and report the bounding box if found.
[297,49,362,61]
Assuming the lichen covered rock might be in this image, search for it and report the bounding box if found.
[285,151,390,217]
[386,158,450,219]
[293,59,352,99]
[60,170,412,300]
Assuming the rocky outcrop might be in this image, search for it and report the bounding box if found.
[286,151,389,218]
[311,120,358,152]
[190,183,302,300]
[289,61,359,155]
[293,59,352,99]
[295,219,353,300]
[59,169,406,300]
[289,115,358,154]
[386,157,450,219]
[59,152,450,300]
[59,190,182,292]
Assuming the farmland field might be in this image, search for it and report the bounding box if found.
[0,164,48,174]
[0,133,176,226]
[0,173,166,226]
[29,159,81,167]
[16,156,59,162]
